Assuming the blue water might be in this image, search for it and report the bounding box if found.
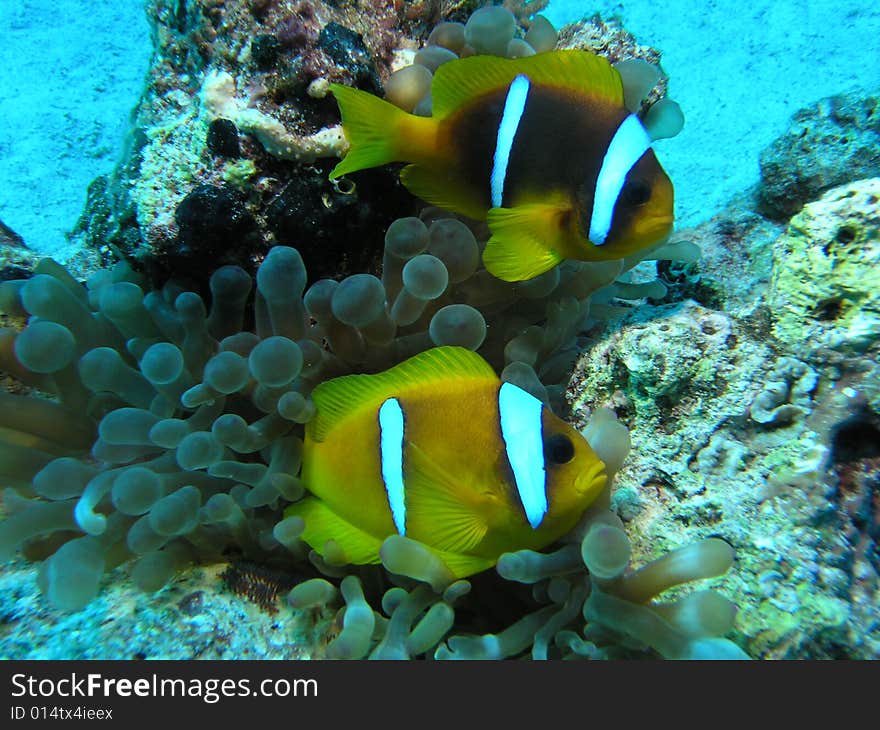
[548,1,880,228]
[0,0,151,258]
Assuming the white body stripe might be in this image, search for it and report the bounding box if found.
[491,75,531,208]
[498,382,547,529]
[379,398,406,535]
[589,114,653,245]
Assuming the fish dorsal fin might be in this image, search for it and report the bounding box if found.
[432,50,624,120]
[308,346,497,442]
[404,442,490,556]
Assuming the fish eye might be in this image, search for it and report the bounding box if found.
[544,433,575,465]
[622,179,651,206]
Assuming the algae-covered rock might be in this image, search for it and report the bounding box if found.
[757,90,880,220]
[570,299,762,427]
[768,178,880,358]
[567,266,880,658]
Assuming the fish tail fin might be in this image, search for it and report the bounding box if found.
[329,84,436,178]
[483,203,573,281]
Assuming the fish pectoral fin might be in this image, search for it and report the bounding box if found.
[284,497,383,566]
[400,164,488,221]
[483,204,570,281]
[404,442,490,556]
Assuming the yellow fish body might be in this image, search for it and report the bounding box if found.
[329,50,674,282]
[286,347,607,578]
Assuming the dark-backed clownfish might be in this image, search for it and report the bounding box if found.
[329,49,675,282]
[285,346,607,578]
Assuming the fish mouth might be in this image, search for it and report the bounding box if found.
[646,214,674,232]
[574,461,608,500]
[635,214,674,244]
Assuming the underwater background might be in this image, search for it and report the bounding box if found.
[0,0,878,659]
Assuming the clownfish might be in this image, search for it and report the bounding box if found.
[329,49,675,282]
[285,346,607,578]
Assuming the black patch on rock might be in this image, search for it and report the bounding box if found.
[0,265,33,282]
[317,22,382,95]
[72,172,143,266]
[266,160,412,283]
[830,407,880,464]
[206,118,241,158]
[174,0,189,33]
[173,184,259,265]
[251,34,283,70]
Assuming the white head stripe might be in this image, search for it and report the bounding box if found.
[491,75,530,208]
[589,114,653,245]
[498,382,547,529]
[379,398,406,535]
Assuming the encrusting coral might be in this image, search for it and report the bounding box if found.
[0,5,744,659]
[768,178,880,357]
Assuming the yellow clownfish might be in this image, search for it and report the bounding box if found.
[285,346,607,578]
[329,49,674,282]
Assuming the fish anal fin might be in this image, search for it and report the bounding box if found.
[284,497,383,565]
[430,550,496,579]
[400,164,488,221]
[308,346,497,442]
[404,441,490,556]
[483,204,572,281]
[432,50,624,119]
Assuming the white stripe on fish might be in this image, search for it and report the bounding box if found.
[379,397,407,535]
[491,74,531,209]
[498,381,547,529]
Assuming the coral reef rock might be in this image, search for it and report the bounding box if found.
[70,0,419,287]
[757,89,880,220]
[566,175,880,658]
[769,178,880,359]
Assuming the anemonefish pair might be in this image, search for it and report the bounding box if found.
[329,49,675,282]
[285,346,607,578]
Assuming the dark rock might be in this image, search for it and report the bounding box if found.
[757,89,880,220]
[317,22,382,95]
[0,220,38,281]
[831,406,880,464]
[266,160,412,282]
[173,0,189,34]
[265,57,310,102]
[206,118,241,158]
[251,34,282,70]
[71,173,142,266]
[174,184,258,263]
[0,220,26,249]
[0,265,33,282]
